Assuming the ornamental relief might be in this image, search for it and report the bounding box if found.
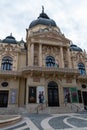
[72,53,85,63]
[0,44,13,51]
[0,44,20,53]
[42,45,60,55]
[76,53,84,61]
[42,46,47,53]
[1,52,15,59]
[0,50,17,57]
[35,31,59,40]
[0,44,20,57]
[4,44,13,51]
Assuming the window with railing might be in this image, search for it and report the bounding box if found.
[46,56,55,67]
[1,56,13,70]
[78,63,86,75]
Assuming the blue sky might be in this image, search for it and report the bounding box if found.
[0,0,87,51]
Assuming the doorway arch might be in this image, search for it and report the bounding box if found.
[48,81,59,106]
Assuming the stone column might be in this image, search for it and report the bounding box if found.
[39,44,42,67]
[30,43,34,66]
[60,47,64,68]
[28,43,31,66]
[67,47,72,68]
[26,82,29,105]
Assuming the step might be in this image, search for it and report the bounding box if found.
[0,115,22,128]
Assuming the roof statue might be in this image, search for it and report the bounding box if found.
[10,32,12,36]
[42,6,44,13]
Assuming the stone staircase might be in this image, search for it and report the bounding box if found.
[0,107,28,115]
[38,103,84,114]
[0,103,84,115]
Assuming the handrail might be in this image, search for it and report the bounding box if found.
[71,103,81,112]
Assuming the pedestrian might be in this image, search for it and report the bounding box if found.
[64,95,67,106]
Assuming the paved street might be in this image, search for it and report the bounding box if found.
[1,112,87,130]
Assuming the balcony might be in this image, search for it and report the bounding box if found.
[0,70,22,77]
[0,67,80,78]
[78,75,87,80]
[22,66,79,75]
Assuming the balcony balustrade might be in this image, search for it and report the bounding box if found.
[0,66,80,77]
[22,66,79,74]
[78,75,87,80]
[0,70,21,77]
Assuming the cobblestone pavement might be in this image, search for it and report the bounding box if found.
[1,112,87,130]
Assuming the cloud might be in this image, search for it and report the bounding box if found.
[0,0,87,51]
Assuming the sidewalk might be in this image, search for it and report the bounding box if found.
[1,112,87,130]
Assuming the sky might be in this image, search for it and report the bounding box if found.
[0,0,87,51]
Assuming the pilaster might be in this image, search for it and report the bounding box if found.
[60,47,64,68]
[67,47,72,68]
[30,43,34,66]
[39,44,42,67]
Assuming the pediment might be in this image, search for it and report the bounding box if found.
[30,31,70,42]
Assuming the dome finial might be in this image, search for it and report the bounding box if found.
[42,5,44,13]
[10,32,12,36]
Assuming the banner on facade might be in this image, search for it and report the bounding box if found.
[70,88,78,103]
[29,87,36,103]
[10,89,17,104]
[63,87,78,103]
[63,88,70,103]
[37,86,45,103]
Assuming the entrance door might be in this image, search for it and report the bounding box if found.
[48,81,59,106]
[0,91,9,107]
[78,90,82,103]
[82,91,87,110]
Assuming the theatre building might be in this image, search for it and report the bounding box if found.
[0,8,87,112]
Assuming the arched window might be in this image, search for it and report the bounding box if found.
[46,56,55,67]
[78,63,86,75]
[1,56,13,70]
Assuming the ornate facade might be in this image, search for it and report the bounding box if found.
[0,8,87,111]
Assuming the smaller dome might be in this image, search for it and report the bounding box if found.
[18,38,27,49]
[70,44,82,52]
[2,33,17,44]
[19,38,25,44]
